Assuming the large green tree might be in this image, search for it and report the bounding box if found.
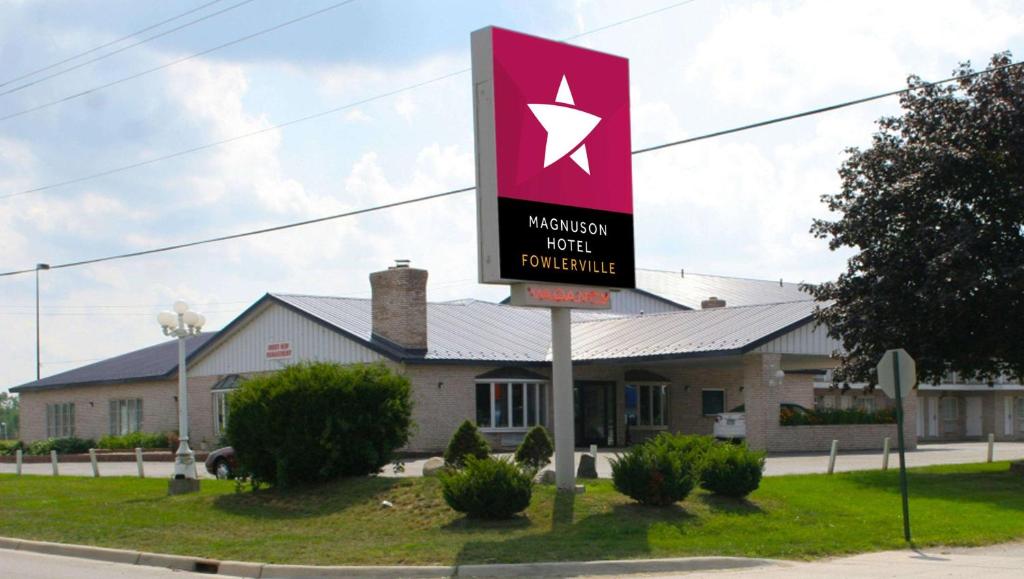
[0,391,18,439]
[809,53,1024,385]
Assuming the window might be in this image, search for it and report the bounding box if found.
[1015,398,1024,430]
[109,399,142,435]
[625,384,668,427]
[701,389,725,416]
[475,381,546,430]
[213,392,231,436]
[839,395,852,410]
[940,397,959,420]
[46,403,75,438]
[855,397,876,413]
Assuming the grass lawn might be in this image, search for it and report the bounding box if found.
[0,462,1022,566]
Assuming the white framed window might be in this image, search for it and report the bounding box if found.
[940,397,959,421]
[109,399,142,435]
[822,395,837,409]
[839,395,852,410]
[475,381,546,431]
[625,384,668,427]
[46,403,75,438]
[855,397,876,413]
[701,389,725,416]
[213,391,231,436]
[1015,398,1024,431]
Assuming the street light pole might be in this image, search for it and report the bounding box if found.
[35,263,50,381]
[158,301,205,494]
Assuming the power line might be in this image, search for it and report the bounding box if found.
[0,0,254,96]
[0,0,358,123]
[1,59,1021,279]
[0,0,700,201]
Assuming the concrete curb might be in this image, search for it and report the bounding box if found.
[0,537,784,577]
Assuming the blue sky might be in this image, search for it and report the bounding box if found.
[1,0,1022,390]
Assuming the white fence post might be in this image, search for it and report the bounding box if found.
[15,448,22,476]
[135,447,145,479]
[50,450,59,476]
[882,437,891,471]
[827,439,839,475]
[89,448,100,477]
[987,433,995,463]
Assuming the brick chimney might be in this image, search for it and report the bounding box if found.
[370,260,428,352]
[701,296,726,309]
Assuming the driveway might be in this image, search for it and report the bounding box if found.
[3,441,1022,479]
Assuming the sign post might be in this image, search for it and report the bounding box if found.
[471,27,634,491]
[876,348,916,543]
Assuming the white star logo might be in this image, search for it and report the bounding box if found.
[528,75,601,175]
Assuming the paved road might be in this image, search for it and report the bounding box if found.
[608,542,1024,578]
[0,549,212,578]
[3,441,1022,479]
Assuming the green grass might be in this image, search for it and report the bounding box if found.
[0,462,1022,565]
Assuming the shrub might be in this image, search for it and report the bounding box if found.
[0,440,23,455]
[97,432,170,450]
[444,420,490,468]
[514,425,553,471]
[26,437,95,456]
[781,407,896,426]
[610,433,701,506]
[439,456,533,519]
[700,443,765,498]
[227,362,413,487]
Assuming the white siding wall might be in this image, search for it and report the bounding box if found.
[191,303,384,377]
[611,289,684,315]
[754,322,842,356]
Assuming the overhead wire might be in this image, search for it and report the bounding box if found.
[0,0,700,200]
[0,0,359,123]
[0,0,256,96]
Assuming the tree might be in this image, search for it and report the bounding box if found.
[0,392,18,439]
[808,53,1024,385]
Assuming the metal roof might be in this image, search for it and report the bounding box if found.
[271,294,817,364]
[634,269,814,309]
[11,333,215,393]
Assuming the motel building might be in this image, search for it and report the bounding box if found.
[12,263,1024,453]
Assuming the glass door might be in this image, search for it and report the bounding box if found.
[574,381,616,447]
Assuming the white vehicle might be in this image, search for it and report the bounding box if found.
[713,403,810,440]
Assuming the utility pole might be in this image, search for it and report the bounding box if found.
[35,263,50,380]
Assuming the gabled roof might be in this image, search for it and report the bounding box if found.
[633,269,813,309]
[11,333,215,393]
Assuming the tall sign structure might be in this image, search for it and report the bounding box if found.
[472,27,635,490]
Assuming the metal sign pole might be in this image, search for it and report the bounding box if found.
[551,307,576,491]
[892,350,912,543]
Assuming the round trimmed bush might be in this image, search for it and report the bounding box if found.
[97,432,170,450]
[700,442,765,498]
[439,456,533,519]
[227,362,413,487]
[514,425,553,471]
[444,420,490,468]
[610,433,700,506]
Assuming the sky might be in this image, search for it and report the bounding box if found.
[1,0,1022,391]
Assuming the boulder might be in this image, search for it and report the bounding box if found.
[539,469,557,485]
[422,456,445,477]
[576,454,598,479]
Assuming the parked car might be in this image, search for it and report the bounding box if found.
[204,446,237,479]
[713,403,810,440]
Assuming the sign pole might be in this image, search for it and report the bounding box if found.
[892,350,912,543]
[551,307,576,491]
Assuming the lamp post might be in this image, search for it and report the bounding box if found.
[158,300,205,493]
[1,422,7,440]
[35,263,50,381]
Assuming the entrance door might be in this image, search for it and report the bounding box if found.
[916,401,925,437]
[1006,397,1015,436]
[965,397,982,437]
[927,397,939,437]
[574,381,616,447]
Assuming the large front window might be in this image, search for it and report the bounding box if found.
[46,403,75,438]
[701,389,725,416]
[109,399,142,435]
[213,391,231,436]
[476,381,546,430]
[625,384,668,427]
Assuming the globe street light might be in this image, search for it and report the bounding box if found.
[158,301,205,493]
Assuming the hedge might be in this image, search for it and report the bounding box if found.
[781,407,896,426]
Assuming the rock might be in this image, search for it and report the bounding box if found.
[422,456,445,477]
[380,500,393,508]
[539,469,556,484]
[577,454,598,479]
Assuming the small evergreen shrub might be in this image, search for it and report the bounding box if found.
[227,362,413,487]
[700,442,766,498]
[26,437,95,455]
[444,420,490,468]
[97,432,170,450]
[610,433,700,506]
[514,425,554,471]
[439,456,533,519]
[0,440,23,455]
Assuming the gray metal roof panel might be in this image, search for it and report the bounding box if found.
[634,269,813,309]
[11,332,215,392]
